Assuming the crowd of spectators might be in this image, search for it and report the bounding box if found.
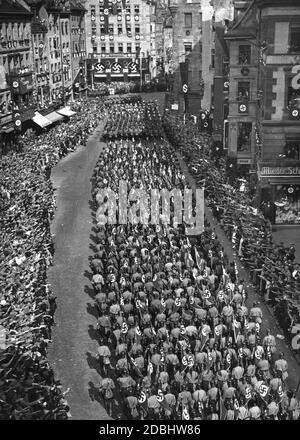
[0,98,107,419]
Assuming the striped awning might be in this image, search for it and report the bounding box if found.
[57,107,76,117]
[32,111,52,128]
[44,111,64,123]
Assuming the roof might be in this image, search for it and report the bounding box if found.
[31,17,48,34]
[70,0,85,12]
[225,0,257,40]
[0,0,32,16]
[256,0,300,7]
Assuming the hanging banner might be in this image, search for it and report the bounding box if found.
[112,0,118,14]
[104,0,109,34]
[180,62,189,88]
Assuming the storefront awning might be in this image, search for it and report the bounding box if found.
[32,111,52,128]
[57,107,76,117]
[44,111,64,123]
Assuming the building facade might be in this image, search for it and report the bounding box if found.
[0,0,34,138]
[256,0,300,225]
[84,0,154,86]
[70,1,87,97]
[31,7,50,110]
[168,0,203,115]
[225,0,259,174]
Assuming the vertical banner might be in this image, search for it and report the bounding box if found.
[179,61,189,87]
[104,0,109,34]
[112,0,118,14]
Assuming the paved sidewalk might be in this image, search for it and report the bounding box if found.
[47,121,111,420]
[176,153,300,396]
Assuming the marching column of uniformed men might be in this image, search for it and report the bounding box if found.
[90,98,299,421]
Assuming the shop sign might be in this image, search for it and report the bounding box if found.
[261,167,300,176]
[237,158,251,165]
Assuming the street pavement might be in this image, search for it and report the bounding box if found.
[176,153,300,397]
[47,120,110,420]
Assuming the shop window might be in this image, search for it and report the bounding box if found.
[284,141,300,159]
[289,25,300,53]
[239,45,251,64]
[237,122,252,152]
[287,83,300,109]
[274,185,300,224]
[237,81,250,100]
[184,13,192,29]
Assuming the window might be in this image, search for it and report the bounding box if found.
[284,141,300,159]
[184,44,192,56]
[127,25,131,35]
[134,5,140,14]
[211,48,215,68]
[99,5,104,13]
[110,43,114,54]
[109,24,114,35]
[184,13,192,29]
[118,24,122,35]
[126,5,130,14]
[100,24,105,34]
[118,43,123,53]
[289,25,300,52]
[237,122,252,152]
[287,83,300,108]
[237,81,250,100]
[61,22,64,35]
[135,26,140,35]
[239,45,251,64]
[101,43,106,53]
[135,42,140,54]
[127,43,132,53]
[93,45,97,53]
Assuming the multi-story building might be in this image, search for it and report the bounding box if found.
[0,0,34,137]
[70,0,87,98]
[31,5,50,110]
[224,0,259,173]
[84,0,153,87]
[168,0,203,114]
[256,0,300,225]
[212,0,234,144]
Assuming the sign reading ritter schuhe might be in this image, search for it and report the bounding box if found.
[261,167,300,176]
